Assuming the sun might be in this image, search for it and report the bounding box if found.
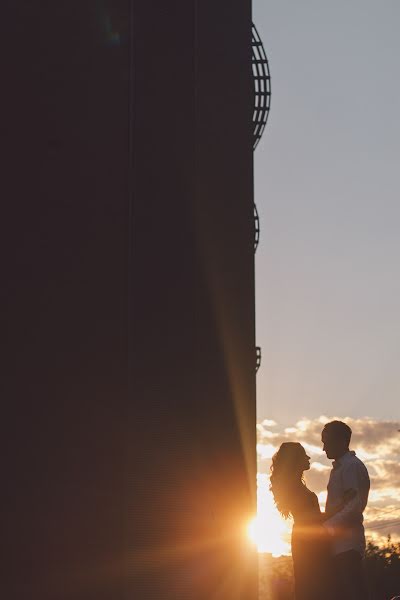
[247,475,291,556]
[247,512,290,556]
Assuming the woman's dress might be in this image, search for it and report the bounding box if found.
[290,483,335,600]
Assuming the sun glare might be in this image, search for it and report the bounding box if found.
[247,476,291,556]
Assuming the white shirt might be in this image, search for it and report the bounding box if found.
[323,450,370,556]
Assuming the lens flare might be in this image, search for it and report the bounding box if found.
[247,475,292,556]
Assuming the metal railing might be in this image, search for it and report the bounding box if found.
[252,23,271,150]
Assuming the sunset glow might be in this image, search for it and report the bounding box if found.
[247,474,291,556]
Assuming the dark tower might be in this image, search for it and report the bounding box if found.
[3,2,269,598]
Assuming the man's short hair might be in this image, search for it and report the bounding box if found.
[322,420,352,445]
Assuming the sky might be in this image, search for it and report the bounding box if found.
[252,1,400,551]
[254,0,400,426]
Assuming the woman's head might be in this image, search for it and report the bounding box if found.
[269,443,310,518]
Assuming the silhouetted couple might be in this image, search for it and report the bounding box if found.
[270,420,370,600]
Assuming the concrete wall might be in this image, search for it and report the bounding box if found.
[3,1,256,598]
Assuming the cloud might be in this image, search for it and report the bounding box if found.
[369,460,400,486]
[304,465,330,495]
[257,415,400,463]
[260,419,277,428]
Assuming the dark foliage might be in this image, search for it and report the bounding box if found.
[365,536,400,600]
[259,537,400,600]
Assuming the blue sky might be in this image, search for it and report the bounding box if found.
[254,0,400,426]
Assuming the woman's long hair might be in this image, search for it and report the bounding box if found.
[270,442,306,519]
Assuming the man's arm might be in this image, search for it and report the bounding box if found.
[320,488,356,522]
[323,461,370,534]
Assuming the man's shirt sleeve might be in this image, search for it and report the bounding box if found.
[323,460,370,535]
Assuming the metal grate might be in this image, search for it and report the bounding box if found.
[252,23,271,149]
[256,346,262,372]
[254,203,260,252]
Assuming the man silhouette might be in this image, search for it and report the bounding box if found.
[322,420,370,600]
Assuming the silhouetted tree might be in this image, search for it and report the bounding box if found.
[365,536,400,600]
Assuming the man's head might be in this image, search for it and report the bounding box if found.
[321,420,352,460]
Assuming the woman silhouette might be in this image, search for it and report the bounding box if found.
[270,442,352,600]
